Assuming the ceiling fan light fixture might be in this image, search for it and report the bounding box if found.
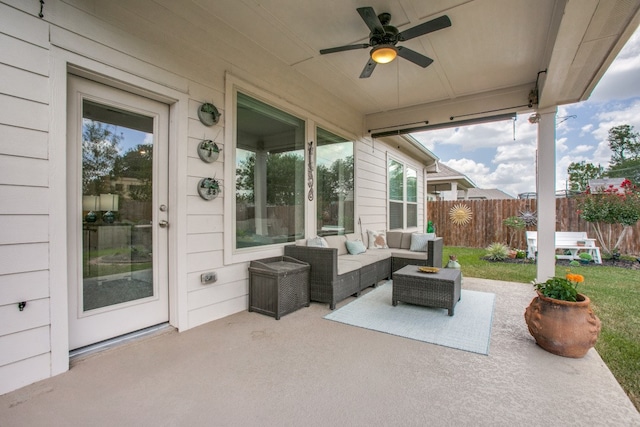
[371,44,397,64]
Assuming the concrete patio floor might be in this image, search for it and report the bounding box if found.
[1,277,638,426]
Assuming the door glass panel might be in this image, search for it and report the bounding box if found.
[81,100,154,311]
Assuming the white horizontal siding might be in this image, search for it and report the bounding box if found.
[0,186,49,214]
[0,243,48,276]
[0,124,48,159]
[187,263,248,292]
[187,195,223,215]
[0,63,49,103]
[187,250,223,272]
[0,94,48,131]
[0,297,49,336]
[187,278,248,311]
[0,33,49,76]
[187,233,223,254]
[0,325,50,366]
[187,214,224,234]
[188,295,247,329]
[0,215,48,244]
[0,155,49,186]
[0,270,49,305]
[0,352,50,396]
[0,2,49,48]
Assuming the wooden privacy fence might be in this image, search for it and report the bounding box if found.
[427,198,640,256]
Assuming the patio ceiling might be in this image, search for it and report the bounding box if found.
[79,0,640,133]
[193,0,640,131]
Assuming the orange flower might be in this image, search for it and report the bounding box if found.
[566,273,584,283]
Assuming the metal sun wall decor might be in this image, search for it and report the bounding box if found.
[519,209,537,226]
[449,204,473,225]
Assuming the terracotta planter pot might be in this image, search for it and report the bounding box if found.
[524,291,601,358]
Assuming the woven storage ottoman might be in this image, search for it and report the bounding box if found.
[248,256,310,320]
[392,265,461,316]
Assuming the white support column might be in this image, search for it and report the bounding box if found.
[536,107,557,281]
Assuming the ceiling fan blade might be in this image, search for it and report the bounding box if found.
[320,44,370,55]
[396,46,433,68]
[398,15,451,41]
[359,58,377,78]
[357,7,385,34]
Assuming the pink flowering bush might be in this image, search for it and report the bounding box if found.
[577,179,640,256]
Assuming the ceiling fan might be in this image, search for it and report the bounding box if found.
[320,7,451,78]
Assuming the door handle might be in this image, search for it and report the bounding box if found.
[158,220,169,228]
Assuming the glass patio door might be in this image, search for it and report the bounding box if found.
[68,76,169,350]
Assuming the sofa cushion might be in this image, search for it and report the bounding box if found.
[391,249,428,260]
[400,232,412,249]
[386,231,403,248]
[307,236,329,247]
[367,230,388,249]
[324,235,348,255]
[345,239,367,255]
[410,233,429,252]
[337,259,362,275]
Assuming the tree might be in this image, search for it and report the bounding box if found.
[113,143,153,201]
[607,124,640,166]
[235,151,305,206]
[567,161,604,192]
[82,121,121,195]
[578,178,640,256]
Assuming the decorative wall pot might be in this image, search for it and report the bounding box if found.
[524,291,601,358]
[197,140,220,163]
[198,102,221,126]
[197,177,220,200]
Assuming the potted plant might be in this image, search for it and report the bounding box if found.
[197,102,221,126]
[578,252,592,265]
[197,139,221,163]
[197,177,221,200]
[524,272,601,358]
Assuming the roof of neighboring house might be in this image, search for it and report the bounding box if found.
[457,188,515,200]
[426,162,476,193]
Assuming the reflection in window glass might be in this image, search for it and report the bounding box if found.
[407,168,418,227]
[389,160,403,201]
[235,93,305,249]
[316,128,354,236]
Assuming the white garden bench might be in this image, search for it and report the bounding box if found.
[526,231,602,264]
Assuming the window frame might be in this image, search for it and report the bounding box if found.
[224,75,357,264]
[388,156,419,230]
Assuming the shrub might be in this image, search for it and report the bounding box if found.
[532,273,584,302]
[569,260,581,267]
[579,252,593,261]
[485,242,510,261]
[578,178,640,256]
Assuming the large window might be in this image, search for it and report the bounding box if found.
[316,128,354,236]
[235,93,305,249]
[389,159,418,229]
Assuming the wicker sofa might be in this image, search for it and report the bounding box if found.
[284,231,443,309]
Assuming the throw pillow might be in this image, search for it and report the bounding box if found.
[367,230,388,249]
[307,236,329,248]
[345,239,367,255]
[410,233,429,252]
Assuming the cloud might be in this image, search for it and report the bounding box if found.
[590,27,640,102]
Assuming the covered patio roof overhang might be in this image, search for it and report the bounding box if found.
[78,0,640,279]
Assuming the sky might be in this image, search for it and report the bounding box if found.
[412,25,640,198]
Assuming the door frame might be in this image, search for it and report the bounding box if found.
[48,48,189,375]
[67,75,170,349]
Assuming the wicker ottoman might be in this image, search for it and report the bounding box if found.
[248,256,310,320]
[392,265,462,316]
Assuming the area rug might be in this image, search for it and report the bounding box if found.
[324,281,496,355]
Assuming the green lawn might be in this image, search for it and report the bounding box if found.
[444,246,640,411]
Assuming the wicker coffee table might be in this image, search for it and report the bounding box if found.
[392,265,462,316]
